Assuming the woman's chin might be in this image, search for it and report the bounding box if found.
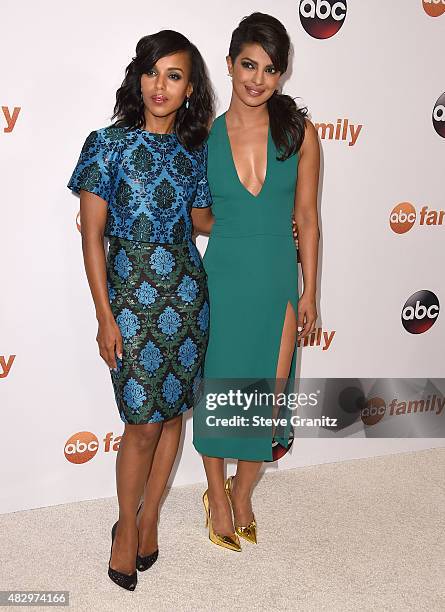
[236,89,272,108]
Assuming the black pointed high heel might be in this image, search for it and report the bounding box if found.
[136,502,159,571]
[108,521,137,591]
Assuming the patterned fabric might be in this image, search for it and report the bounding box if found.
[108,237,209,424]
[67,125,212,243]
[67,125,212,424]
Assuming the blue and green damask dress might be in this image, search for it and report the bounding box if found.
[67,125,211,424]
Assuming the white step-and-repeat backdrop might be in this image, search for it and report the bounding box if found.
[1,1,443,513]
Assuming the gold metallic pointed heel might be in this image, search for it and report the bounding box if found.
[224,476,257,544]
[202,490,241,552]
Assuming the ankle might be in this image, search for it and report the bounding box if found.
[139,505,158,522]
[231,478,251,500]
[116,517,137,530]
[208,486,228,502]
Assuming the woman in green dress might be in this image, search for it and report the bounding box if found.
[191,13,320,550]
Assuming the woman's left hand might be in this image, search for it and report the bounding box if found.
[297,292,317,339]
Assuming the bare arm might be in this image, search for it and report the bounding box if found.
[191,207,215,236]
[79,190,122,371]
[294,119,320,338]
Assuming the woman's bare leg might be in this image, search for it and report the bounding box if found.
[110,422,162,573]
[138,414,183,556]
[202,455,235,536]
[231,460,262,525]
[232,301,297,525]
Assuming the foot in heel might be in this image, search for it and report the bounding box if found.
[136,503,159,571]
[202,490,241,552]
[108,521,138,591]
[225,476,257,544]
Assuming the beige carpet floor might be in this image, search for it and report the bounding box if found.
[1,448,444,611]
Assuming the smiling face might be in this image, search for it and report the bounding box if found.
[141,50,193,121]
[227,42,282,108]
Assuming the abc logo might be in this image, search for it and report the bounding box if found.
[361,397,386,426]
[402,290,440,334]
[432,92,445,138]
[299,0,347,39]
[267,427,294,462]
[423,0,445,18]
[64,431,99,464]
[389,202,416,234]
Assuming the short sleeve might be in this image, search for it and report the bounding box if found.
[67,130,112,204]
[192,143,212,209]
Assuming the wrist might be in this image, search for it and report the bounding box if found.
[96,309,114,324]
[301,288,316,300]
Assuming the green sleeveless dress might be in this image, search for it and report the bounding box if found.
[193,113,299,461]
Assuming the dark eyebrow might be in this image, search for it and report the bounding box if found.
[167,67,184,72]
[241,56,275,68]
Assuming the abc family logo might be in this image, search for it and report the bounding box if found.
[361,393,444,426]
[401,290,440,334]
[299,0,347,39]
[423,0,445,18]
[389,202,444,234]
[64,431,121,464]
[297,327,335,350]
[314,118,362,146]
[433,92,445,138]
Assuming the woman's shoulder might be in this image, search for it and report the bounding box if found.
[210,113,225,131]
[207,113,226,145]
[77,125,132,162]
[183,139,208,169]
[94,124,133,145]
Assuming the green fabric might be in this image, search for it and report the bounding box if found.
[193,113,299,461]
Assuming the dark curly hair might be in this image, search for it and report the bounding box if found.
[229,12,308,160]
[112,30,214,150]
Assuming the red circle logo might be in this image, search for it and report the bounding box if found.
[267,427,294,462]
[423,0,445,18]
[299,0,347,39]
[389,202,417,234]
[401,290,440,334]
[361,397,386,426]
[64,431,99,464]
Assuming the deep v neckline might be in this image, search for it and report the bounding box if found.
[223,112,271,199]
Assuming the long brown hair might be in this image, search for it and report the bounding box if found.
[229,12,308,160]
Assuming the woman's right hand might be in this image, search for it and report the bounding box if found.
[191,208,215,235]
[96,315,123,371]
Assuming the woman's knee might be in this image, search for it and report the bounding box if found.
[162,414,183,430]
[124,422,162,448]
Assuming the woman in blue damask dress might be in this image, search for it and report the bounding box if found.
[67,31,214,591]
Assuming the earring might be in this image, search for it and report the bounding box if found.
[185,97,190,109]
